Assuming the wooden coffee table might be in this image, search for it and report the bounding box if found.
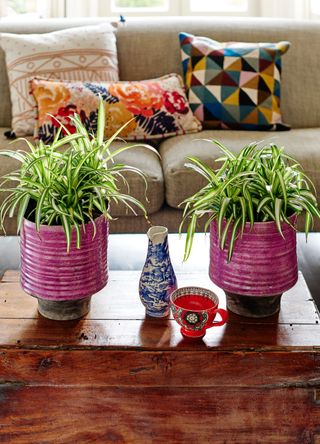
[0,270,320,443]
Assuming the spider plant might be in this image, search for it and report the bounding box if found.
[0,98,157,251]
[180,140,320,261]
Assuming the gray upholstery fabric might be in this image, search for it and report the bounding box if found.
[108,204,183,234]
[0,130,164,235]
[108,143,164,217]
[160,128,320,209]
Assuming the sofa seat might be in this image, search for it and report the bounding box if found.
[107,142,164,217]
[0,129,164,234]
[159,128,320,209]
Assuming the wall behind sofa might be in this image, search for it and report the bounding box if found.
[1,0,320,21]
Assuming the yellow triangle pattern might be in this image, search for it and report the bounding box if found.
[258,106,272,122]
[261,74,274,93]
[272,95,280,113]
[262,64,274,77]
[243,76,259,89]
[194,57,206,71]
[223,89,240,105]
[226,59,242,71]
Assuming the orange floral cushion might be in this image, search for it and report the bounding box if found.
[30,74,202,142]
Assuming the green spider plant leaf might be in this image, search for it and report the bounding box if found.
[72,219,81,249]
[101,119,137,156]
[0,97,154,251]
[257,196,272,213]
[35,188,49,232]
[218,197,231,239]
[220,215,233,250]
[185,157,220,185]
[50,133,85,150]
[276,170,287,211]
[238,196,247,236]
[0,194,18,231]
[8,192,28,218]
[211,139,236,160]
[305,211,313,241]
[61,214,72,253]
[243,186,254,229]
[183,213,197,261]
[96,95,105,146]
[180,139,320,261]
[274,197,284,238]
[227,217,241,262]
[0,150,27,162]
[17,194,30,234]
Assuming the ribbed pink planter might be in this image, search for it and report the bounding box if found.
[209,218,298,317]
[20,214,108,320]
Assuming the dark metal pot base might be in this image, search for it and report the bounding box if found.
[225,292,282,318]
[37,297,91,320]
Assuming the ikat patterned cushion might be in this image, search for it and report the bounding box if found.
[30,74,202,142]
[179,32,290,131]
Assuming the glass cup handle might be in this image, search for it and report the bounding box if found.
[209,308,228,327]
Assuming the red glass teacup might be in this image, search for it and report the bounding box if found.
[170,286,228,338]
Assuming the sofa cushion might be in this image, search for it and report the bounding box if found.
[179,32,290,131]
[108,143,164,217]
[0,129,164,235]
[0,17,319,130]
[0,23,118,136]
[159,128,320,209]
[30,74,201,143]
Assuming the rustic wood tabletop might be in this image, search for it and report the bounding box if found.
[0,270,319,443]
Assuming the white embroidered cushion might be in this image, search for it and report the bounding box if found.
[0,23,119,136]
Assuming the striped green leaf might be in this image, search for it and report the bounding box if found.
[61,214,72,253]
[96,95,105,146]
[274,198,284,238]
[16,194,30,234]
[218,197,231,239]
[220,215,233,250]
[227,217,241,262]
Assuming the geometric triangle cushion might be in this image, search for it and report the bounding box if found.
[180,32,290,131]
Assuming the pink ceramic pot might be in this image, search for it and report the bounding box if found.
[20,214,108,320]
[209,217,298,317]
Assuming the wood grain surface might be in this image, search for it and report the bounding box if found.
[0,270,319,349]
[0,270,320,443]
[1,386,320,444]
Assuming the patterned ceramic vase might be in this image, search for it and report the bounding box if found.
[139,226,177,317]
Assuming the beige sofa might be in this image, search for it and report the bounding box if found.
[1,16,320,235]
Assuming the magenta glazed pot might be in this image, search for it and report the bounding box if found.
[209,218,298,317]
[20,214,108,320]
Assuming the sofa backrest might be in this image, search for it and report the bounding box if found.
[0,17,319,129]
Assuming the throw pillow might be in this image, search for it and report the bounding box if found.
[0,23,119,136]
[30,74,202,142]
[179,32,290,130]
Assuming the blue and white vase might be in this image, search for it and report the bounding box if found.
[139,226,177,317]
